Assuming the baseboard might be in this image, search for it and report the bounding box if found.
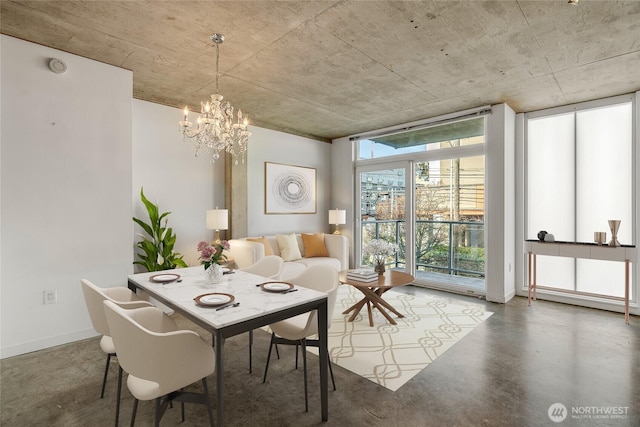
[515,287,639,317]
[503,288,516,302]
[413,281,486,298]
[1,328,98,359]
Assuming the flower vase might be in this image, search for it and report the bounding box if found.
[374,262,385,275]
[205,263,223,284]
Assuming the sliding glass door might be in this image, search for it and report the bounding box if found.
[357,164,411,274]
[355,114,487,294]
[413,156,485,293]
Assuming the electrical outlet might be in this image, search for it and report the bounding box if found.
[43,289,57,304]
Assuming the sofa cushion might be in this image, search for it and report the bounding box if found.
[276,233,302,261]
[246,236,275,256]
[301,233,329,258]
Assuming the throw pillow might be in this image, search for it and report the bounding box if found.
[246,236,275,256]
[276,233,302,261]
[301,233,329,258]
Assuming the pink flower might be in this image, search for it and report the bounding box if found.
[196,240,230,266]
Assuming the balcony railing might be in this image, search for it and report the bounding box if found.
[361,219,485,278]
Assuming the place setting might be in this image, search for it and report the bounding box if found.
[149,273,181,284]
[257,281,298,294]
[193,292,240,311]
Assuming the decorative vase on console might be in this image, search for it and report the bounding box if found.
[198,240,230,284]
[608,220,621,247]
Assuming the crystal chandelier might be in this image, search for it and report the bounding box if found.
[179,33,250,164]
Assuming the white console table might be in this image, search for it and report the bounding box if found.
[524,240,636,324]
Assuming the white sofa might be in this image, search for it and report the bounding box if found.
[226,233,348,280]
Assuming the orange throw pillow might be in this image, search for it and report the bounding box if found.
[246,236,275,256]
[302,233,329,258]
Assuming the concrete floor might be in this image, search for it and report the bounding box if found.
[1,287,639,427]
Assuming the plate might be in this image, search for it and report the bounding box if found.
[260,281,294,293]
[194,292,234,307]
[222,267,234,274]
[149,273,180,283]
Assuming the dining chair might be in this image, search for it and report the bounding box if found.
[103,300,216,426]
[262,265,338,412]
[239,255,285,373]
[239,255,284,279]
[80,279,153,395]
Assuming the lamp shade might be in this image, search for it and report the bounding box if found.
[328,209,346,225]
[206,209,228,230]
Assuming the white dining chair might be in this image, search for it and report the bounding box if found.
[103,300,216,426]
[80,279,154,424]
[239,255,284,279]
[262,265,338,412]
[239,255,285,373]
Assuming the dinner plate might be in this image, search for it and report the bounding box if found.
[149,273,180,283]
[260,281,294,293]
[194,292,235,307]
[222,267,234,274]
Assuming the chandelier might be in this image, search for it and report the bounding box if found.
[179,33,250,164]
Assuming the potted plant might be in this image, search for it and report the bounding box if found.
[133,188,188,272]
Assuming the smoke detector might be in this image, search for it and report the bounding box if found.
[48,58,67,74]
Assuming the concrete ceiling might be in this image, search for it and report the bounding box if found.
[2,1,639,142]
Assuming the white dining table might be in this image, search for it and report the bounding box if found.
[127,266,329,426]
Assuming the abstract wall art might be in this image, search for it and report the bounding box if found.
[265,162,317,214]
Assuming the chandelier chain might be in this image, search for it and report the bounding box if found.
[215,40,220,95]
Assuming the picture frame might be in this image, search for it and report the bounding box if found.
[265,162,317,214]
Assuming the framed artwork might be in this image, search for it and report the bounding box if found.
[265,162,317,214]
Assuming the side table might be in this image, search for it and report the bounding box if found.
[339,270,414,327]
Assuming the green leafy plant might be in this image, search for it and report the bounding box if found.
[133,188,188,272]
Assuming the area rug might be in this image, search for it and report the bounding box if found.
[309,285,493,391]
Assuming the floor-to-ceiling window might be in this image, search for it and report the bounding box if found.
[355,111,487,295]
[525,94,634,300]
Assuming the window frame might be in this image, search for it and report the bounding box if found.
[523,93,637,301]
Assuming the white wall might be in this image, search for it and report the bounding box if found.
[1,36,133,358]
[0,39,224,358]
[132,100,222,266]
[245,127,331,236]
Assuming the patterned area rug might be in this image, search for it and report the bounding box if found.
[311,284,493,391]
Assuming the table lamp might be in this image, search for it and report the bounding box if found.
[206,208,228,244]
[328,208,346,235]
